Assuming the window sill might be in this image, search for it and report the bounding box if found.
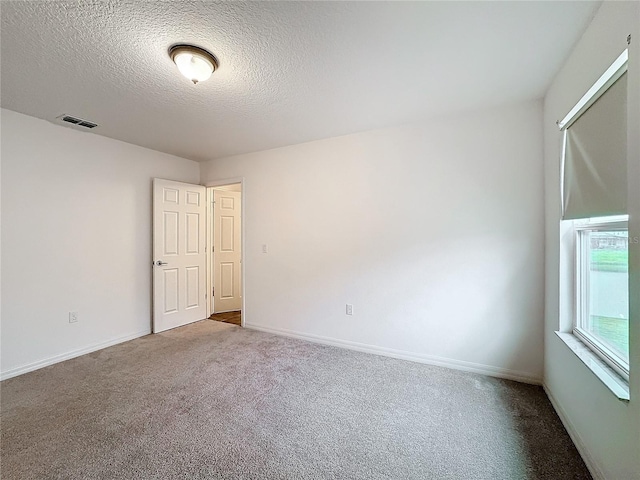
[555,331,629,401]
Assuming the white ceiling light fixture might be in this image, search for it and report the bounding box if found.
[169,44,219,85]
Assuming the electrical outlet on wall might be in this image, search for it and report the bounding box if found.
[346,304,353,315]
[69,311,78,323]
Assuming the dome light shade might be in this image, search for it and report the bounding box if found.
[169,45,218,85]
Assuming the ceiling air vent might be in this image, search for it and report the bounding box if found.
[56,114,99,130]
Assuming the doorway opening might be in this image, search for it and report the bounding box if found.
[206,182,243,327]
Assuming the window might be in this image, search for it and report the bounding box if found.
[557,49,630,388]
[574,216,629,379]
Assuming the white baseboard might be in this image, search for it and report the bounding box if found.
[0,329,151,381]
[245,323,542,385]
[543,384,605,480]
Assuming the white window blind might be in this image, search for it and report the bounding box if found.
[562,72,627,220]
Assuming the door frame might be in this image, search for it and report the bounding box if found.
[205,177,246,327]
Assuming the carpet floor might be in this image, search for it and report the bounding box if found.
[0,320,591,479]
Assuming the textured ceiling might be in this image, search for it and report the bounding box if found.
[1,1,600,162]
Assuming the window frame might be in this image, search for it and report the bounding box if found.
[573,216,629,380]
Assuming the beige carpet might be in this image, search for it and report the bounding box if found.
[0,320,591,479]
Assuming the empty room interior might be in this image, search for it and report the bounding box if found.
[1,1,639,479]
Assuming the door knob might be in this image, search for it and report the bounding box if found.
[155,260,168,266]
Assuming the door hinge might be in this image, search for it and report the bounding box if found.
[212,287,215,296]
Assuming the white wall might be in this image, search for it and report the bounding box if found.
[1,108,200,378]
[543,2,640,479]
[201,100,545,382]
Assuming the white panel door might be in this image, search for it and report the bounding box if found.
[153,179,206,333]
[213,190,242,312]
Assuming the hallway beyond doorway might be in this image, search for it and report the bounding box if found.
[210,311,241,326]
